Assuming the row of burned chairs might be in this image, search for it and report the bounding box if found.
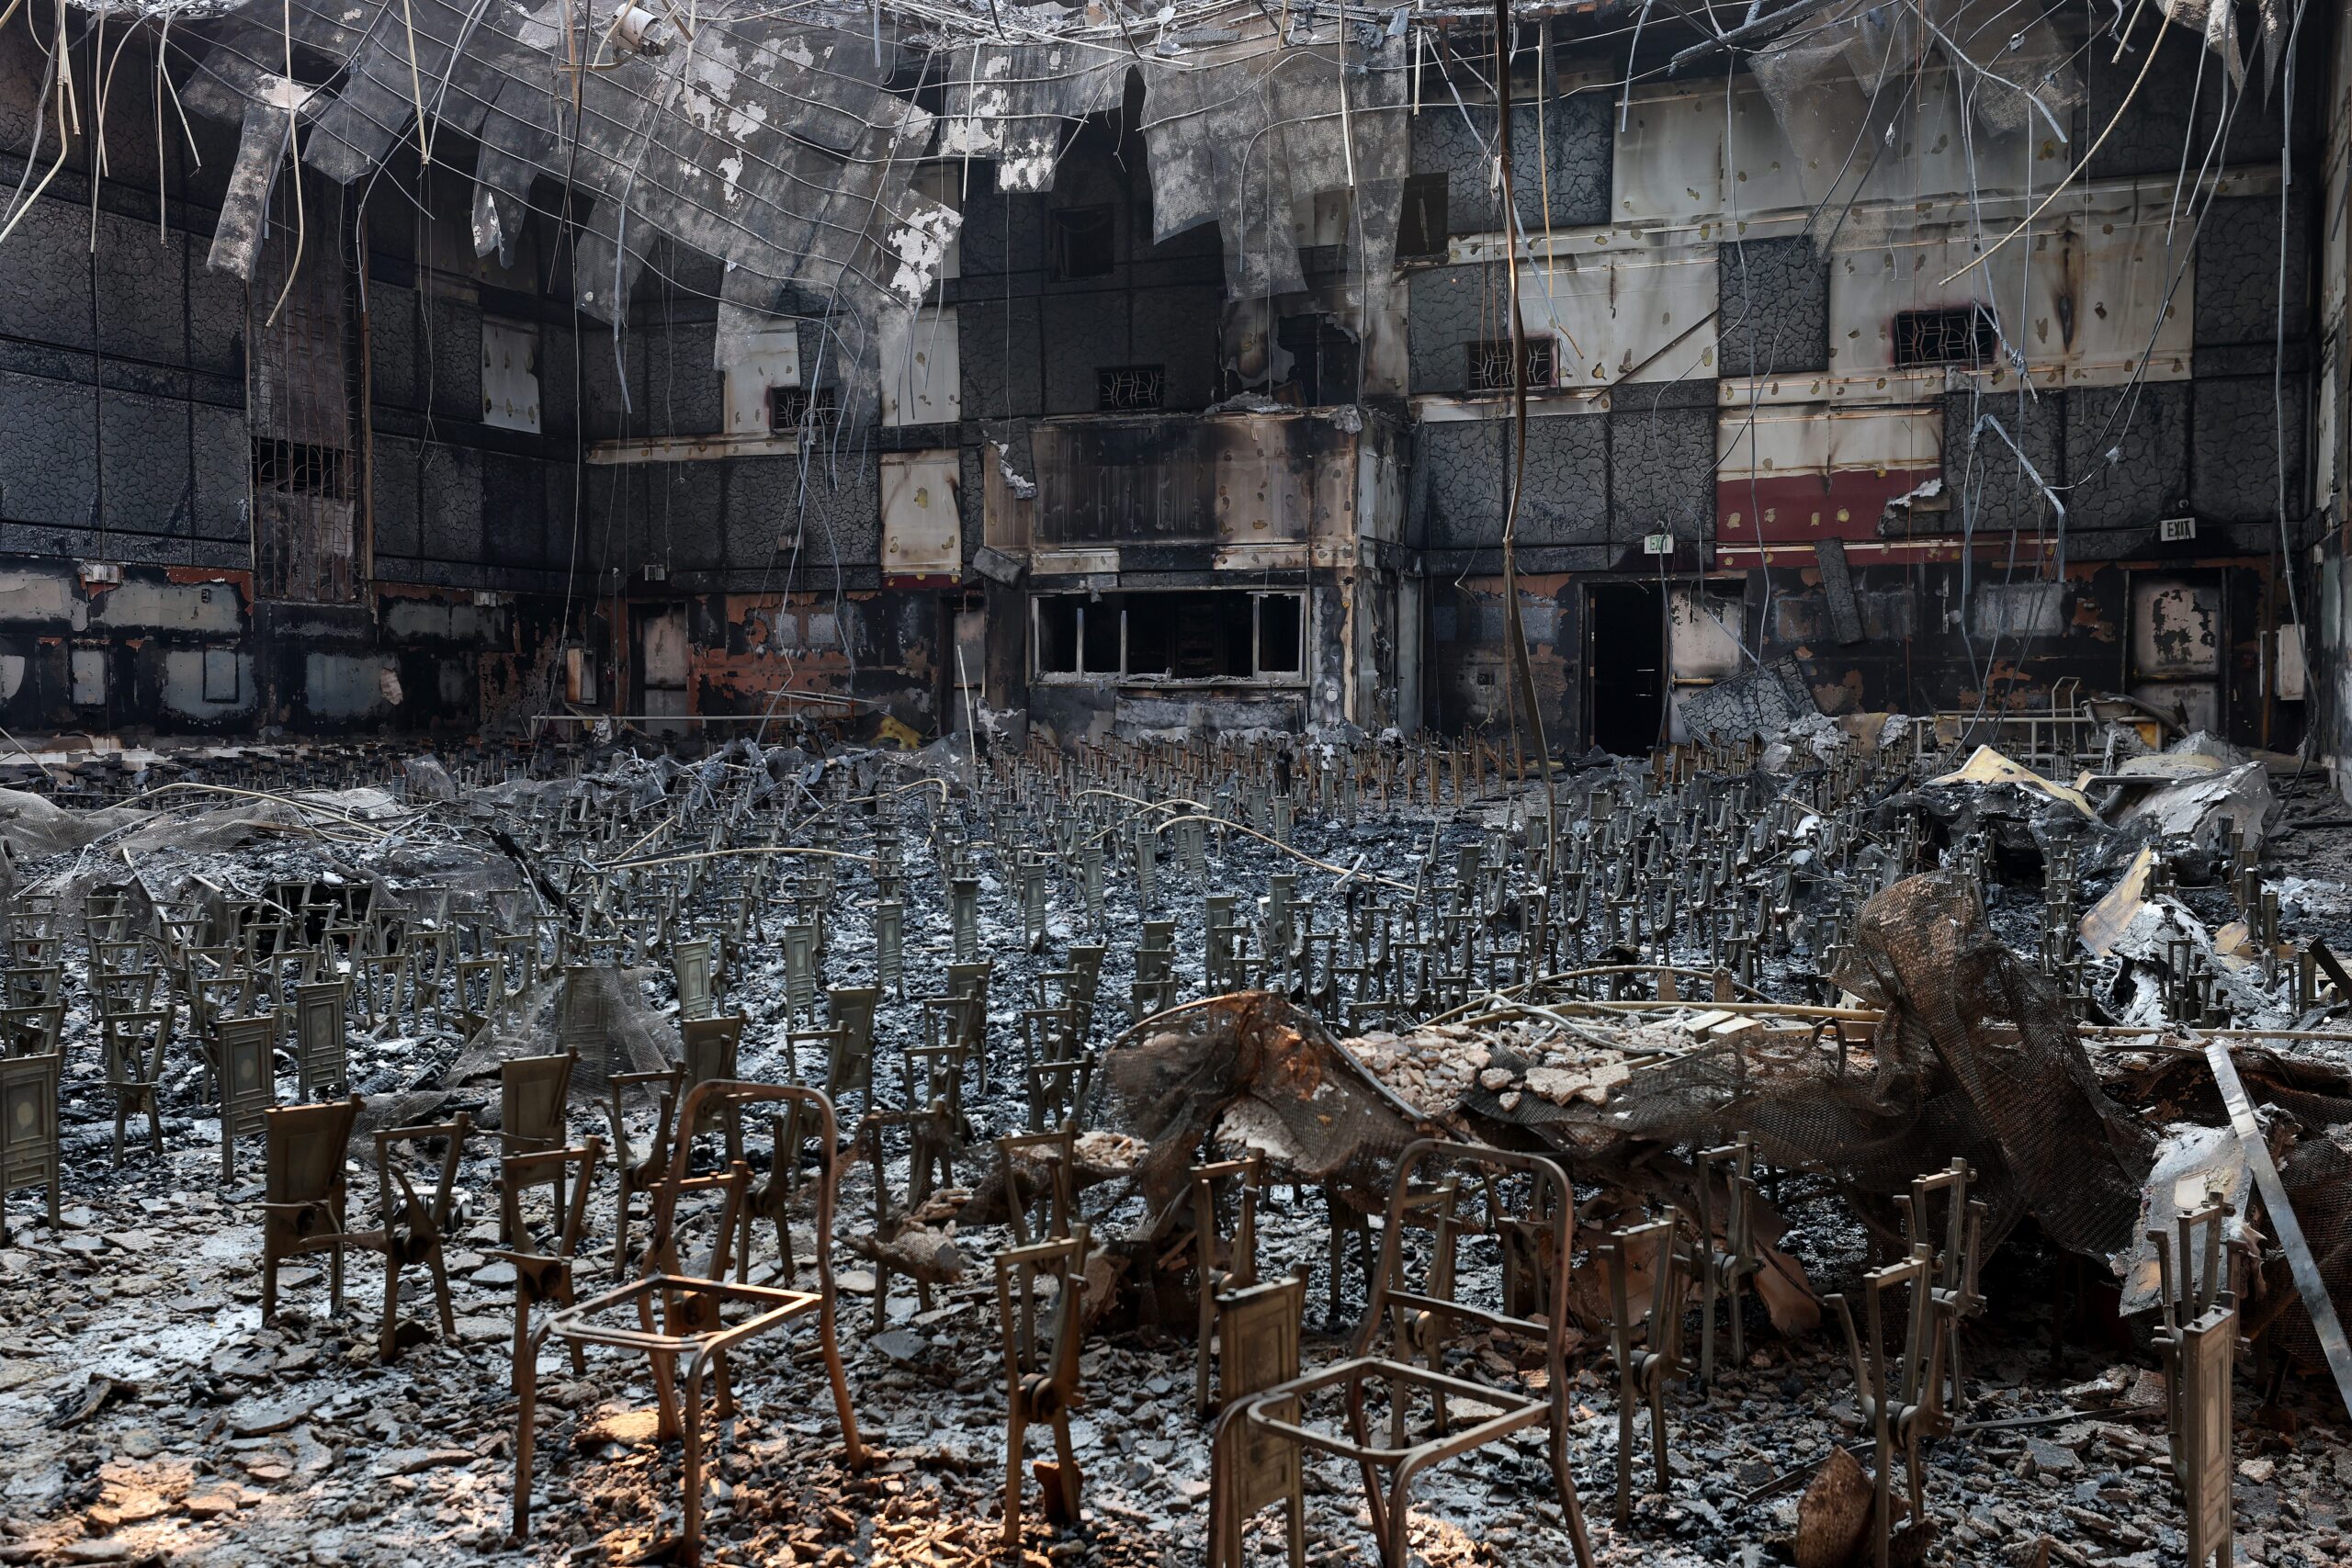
[252,1071,861,1568]
[1180,1143,1996,1568]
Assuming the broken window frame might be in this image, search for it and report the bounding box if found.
[1029,589,1308,687]
[1396,173,1450,260]
[770,384,840,437]
[247,209,364,604]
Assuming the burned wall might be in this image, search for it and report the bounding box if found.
[1717,237,1830,379]
[1407,84,1611,238]
[952,128,1225,424]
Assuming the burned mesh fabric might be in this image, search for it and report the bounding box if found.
[1094,995,1423,1215]
[1140,28,1408,305]
[1848,872,2151,1258]
[180,4,952,414]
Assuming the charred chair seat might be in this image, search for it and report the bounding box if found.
[514,1081,865,1565]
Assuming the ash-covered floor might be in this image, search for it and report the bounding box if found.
[0,717,2347,1568]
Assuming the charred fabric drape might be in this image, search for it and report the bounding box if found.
[1092,994,1439,1218]
[175,4,956,423]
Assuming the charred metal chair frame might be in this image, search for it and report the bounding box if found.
[1233,1140,1595,1568]
[491,1135,605,1393]
[514,1080,865,1565]
[996,1224,1091,1546]
[1600,1209,1690,1524]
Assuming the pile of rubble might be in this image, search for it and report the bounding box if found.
[0,726,2344,1568]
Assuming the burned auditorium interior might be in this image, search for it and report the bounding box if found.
[3,0,2352,1565]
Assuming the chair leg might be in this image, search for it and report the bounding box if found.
[650,1348,683,1441]
[679,1357,707,1567]
[1196,1271,1216,1416]
[1049,1414,1082,1524]
[427,1245,456,1337]
[262,1241,280,1324]
[514,1337,538,1541]
[1551,1420,1596,1568]
[1001,1407,1027,1547]
[380,1252,401,1363]
[1380,1472,1419,1568]
[560,1273,587,1377]
[509,1289,532,1393]
[819,1291,864,1467]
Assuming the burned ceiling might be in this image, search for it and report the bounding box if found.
[18,0,2280,421]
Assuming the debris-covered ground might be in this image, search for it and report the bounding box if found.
[0,721,2348,1568]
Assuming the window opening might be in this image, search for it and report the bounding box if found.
[1397,173,1449,258]
[770,384,839,435]
[1051,206,1115,279]
[1032,591,1306,681]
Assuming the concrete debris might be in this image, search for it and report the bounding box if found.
[1929,746,2098,817]
[1676,659,1815,746]
[2117,761,2278,852]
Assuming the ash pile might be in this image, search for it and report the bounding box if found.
[0,725,2345,1568]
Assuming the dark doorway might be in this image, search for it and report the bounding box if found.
[1587,582,1665,756]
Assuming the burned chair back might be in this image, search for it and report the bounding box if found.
[809,985,878,1103]
[0,1000,62,1058]
[996,1127,1077,1246]
[0,1046,61,1235]
[101,1007,175,1166]
[290,979,349,1100]
[213,1013,279,1180]
[679,1014,747,1154]
[1189,1153,1266,1415]
[498,1050,579,1243]
[260,1095,366,1324]
[607,1065,683,1277]
[1207,1274,1307,1568]
[673,937,718,1021]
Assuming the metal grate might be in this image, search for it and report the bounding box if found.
[1467,337,1555,392]
[1893,307,1999,367]
[1096,365,1167,412]
[769,384,839,434]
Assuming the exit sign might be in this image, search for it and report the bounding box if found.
[2159,515,2197,543]
[1643,533,1675,556]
